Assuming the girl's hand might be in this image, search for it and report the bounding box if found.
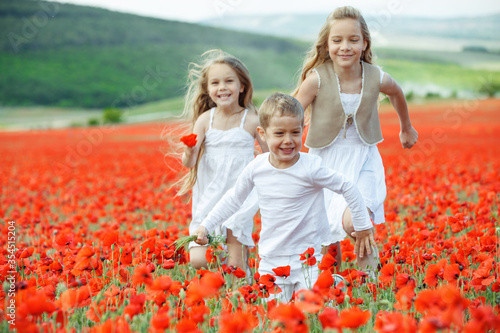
[183,144,196,156]
[180,133,197,147]
[400,125,418,149]
[193,226,209,245]
[351,229,377,258]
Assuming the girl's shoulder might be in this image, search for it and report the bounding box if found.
[244,109,260,129]
[193,108,212,131]
[300,70,320,96]
[196,109,212,122]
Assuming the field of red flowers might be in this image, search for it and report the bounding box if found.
[1,99,499,332]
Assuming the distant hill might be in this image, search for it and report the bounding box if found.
[1,1,499,109]
[202,13,500,51]
[0,0,307,108]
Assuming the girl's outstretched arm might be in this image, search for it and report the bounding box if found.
[182,111,210,168]
[380,73,418,149]
[295,71,319,110]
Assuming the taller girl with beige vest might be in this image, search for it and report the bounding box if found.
[294,6,418,274]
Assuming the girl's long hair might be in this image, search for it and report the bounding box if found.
[177,49,256,196]
[292,6,374,99]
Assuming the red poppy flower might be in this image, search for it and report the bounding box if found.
[18,247,35,258]
[424,263,443,287]
[151,311,171,332]
[299,248,316,266]
[258,274,282,295]
[272,265,291,278]
[269,303,308,333]
[21,289,56,316]
[394,285,415,311]
[312,270,334,296]
[463,305,500,333]
[379,262,395,285]
[374,311,417,333]
[176,318,202,333]
[103,284,121,297]
[318,253,337,271]
[149,275,172,291]
[443,263,461,285]
[339,306,371,329]
[180,133,198,147]
[101,231,118,247]
[219,309,258,333]
[295,289,324,313]
[131,265,153,286]
[319,307,341,330]
[189,304,210,324]
[395,273,415,290]
[162,259,176,270]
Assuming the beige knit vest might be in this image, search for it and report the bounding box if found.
[305,60,383,148]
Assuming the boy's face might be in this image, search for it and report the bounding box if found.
[258,114,303,169]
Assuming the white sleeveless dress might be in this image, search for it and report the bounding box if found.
[309,68,387,243]
[189,108,258,248]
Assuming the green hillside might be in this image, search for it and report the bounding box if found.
[1,0,499,110]
[0,0,306,108]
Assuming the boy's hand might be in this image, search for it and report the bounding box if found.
[400,126,418,149]
[193,226,209,245]
[351,229,377,258]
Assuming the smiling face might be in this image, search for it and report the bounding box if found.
[326,18,367,69]
[207,63,244,109]
[258,114,303,169]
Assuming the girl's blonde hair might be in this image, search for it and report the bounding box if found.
[293,6,374,96]
[177,49,256,195]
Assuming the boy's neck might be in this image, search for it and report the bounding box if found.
[268,152,301,169]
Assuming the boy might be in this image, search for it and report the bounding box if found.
[194,93,376,301]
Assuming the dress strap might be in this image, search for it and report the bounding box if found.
[239,109,248,128]
[208,108,215,130]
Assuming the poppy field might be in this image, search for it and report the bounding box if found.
[1,98,499,332]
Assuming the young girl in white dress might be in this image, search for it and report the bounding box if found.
[294,6,418,273]
[179,49,267,274]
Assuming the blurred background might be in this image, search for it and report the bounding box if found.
[1,0,499,130]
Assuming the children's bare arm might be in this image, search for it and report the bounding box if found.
[182,112,209,168]
[247,111,269,153]
[380,73,418,149]
[255,135,269,153]
[294,72,319,110]
[193,225,209,245]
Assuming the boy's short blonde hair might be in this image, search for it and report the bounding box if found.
[259,93,304,129]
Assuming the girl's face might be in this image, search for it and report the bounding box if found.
[207,63,244,109]
[258,115,303,169]
[326,18,367,69]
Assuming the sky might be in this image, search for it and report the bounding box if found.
[48,0,500,22]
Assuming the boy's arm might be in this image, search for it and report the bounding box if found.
[194,163,255,244]
[313,164,376,257]
[331,177,377,258]
[380,73,418,149]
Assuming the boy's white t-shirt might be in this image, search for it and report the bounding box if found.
[201,152,372,257]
